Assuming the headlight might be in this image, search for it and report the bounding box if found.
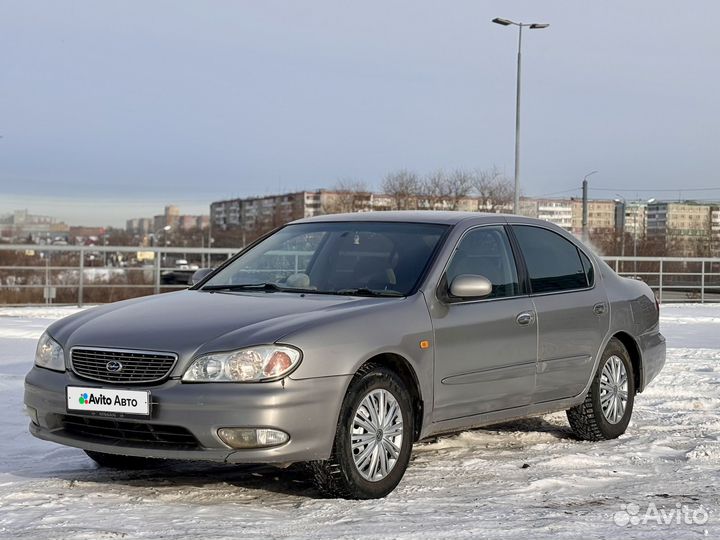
[35,332,65,372]
[182,345,302,382]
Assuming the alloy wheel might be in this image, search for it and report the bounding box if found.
[600,355,629,424]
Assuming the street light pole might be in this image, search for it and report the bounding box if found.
[151,225,172,248]
[492,18,549,215]
[514,24,523,216]
[581,170,598,242]
[615,195,627,265]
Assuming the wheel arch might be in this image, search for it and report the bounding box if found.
[355,352,424,441]
[612,331,643,393]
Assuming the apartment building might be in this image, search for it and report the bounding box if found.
[647,202,711,255]
[125,217,154,236]
[616,203,648,241]
[211,191,323,235]
[519,198,573,231]
[127,206,207,237]
[570,198,617,237]
[210,190,496,239]
[0,210,69,242]
[711,205,720,257]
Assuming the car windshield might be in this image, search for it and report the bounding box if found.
[201,221,449,296]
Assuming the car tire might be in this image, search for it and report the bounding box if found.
[567,338,636,441]
[309,364,414,499]
[85,450,163,470]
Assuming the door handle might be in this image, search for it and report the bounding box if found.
[593,302,607,315]
[516,311,535,326]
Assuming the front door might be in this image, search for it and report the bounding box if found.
[431,225,538,421]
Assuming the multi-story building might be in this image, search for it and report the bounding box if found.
[570,199,617,237]
[128,209,205,238]
[125,217,154,236]
[125,218,139,234]
[710,205,720,257]
[0,210,69,243]
[615,202,648,241]
[211,191,319,237]
[647,202,711,256]
[153,214,166,233]
[210,190,495,241]
[164,205,180,228]
[151,204,182,232]
[208,191,720,258]
[177,215,209,231]
[519,198,573,231]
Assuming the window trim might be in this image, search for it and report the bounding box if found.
[436,223,526,306]
[507,223,597,298]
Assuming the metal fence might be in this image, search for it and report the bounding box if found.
[1,244,719,305]
[0,244,238,306]
[604,256,720,303]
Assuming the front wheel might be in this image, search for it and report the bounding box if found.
[567,338,636,441]
[310,364,414,499]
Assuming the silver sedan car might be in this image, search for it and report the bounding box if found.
[25,212,666,499]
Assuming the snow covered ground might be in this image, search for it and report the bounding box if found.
[0,304,718,539]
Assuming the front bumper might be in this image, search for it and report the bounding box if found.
[24,367,351,463]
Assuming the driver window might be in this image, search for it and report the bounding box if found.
[446,226,520,299]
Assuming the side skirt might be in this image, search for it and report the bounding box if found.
[420,394,587,440]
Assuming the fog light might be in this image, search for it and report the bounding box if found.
[217,428,289,449]
[24,405,39,425]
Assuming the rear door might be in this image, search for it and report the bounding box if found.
[431,225,538,421]
[510,225,609,403]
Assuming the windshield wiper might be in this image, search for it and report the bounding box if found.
[333,288,404,297]
[202,283,403,297]
[202,282,284,292]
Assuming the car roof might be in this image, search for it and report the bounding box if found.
[290,211,590,253]
[292,210,511,225]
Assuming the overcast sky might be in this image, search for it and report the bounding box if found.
[1,1,719,226]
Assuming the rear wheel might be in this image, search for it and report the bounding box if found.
[567,338,635,441]
[310,364,414,499]
[85,450,162,470]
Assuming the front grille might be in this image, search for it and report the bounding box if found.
[71,347,177,384]
[61,415,200,449]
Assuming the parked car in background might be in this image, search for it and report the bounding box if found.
[25,212,665,499]
[160,259,200,285]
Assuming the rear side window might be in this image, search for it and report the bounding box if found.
[579,250,595,287]
[512,225,588,293]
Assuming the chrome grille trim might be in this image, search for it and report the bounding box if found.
[70,346,178,384]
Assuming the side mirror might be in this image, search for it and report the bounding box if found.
[449,274,493,299]
[190,268,214,286]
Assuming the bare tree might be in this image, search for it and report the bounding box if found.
[381,170,420,210]
[419,170,449,210]
[473,166,513,213]
[321,180,372,214]
[445,169,473,210]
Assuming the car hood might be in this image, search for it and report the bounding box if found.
[48,290,397,368]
